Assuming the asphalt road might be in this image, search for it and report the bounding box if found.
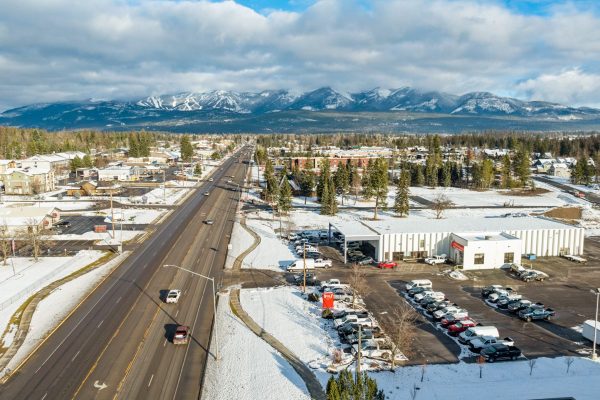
[0,146,252,400]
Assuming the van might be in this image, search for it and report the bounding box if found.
[287,259,316,272]
[458,326,499,344]
[405,279,433,291]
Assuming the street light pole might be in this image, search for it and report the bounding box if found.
[163,264,220,360]
[593,288,600,360]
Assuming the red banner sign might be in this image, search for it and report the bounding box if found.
[322,292,334,309]
[451,241,464,251]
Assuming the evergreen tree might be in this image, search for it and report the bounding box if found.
[441,162,451,187]
[325,370,385,400]
[194,163,202,176]
[481,159,495,189]
[180,135,194,162]
[82,154,94,168]
[70,156,83,172]
[334,162,349,205]
[394,169,410,217]
[326,376,341,400]
[425,156,438,187]
[299,170,315,204]
[415,164,425,186]
[317,158,331,201]
[501,154,512,189]
[328,178,338,215]
[278,179,292,214]
[128,133,139,157]
[320,177,331,215]
[513,148,531,187]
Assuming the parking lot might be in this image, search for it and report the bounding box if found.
[55,215,149,235]
[304,246,600,366]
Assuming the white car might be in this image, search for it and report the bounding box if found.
[433,306,461,320]
[208,178,214,182]
[165,289,181,304]
[352,339,396,361]
[424,255,447,265]
[416,291,445,303]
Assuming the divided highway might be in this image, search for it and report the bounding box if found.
[1,146,251,400]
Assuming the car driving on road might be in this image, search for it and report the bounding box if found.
[165,289,181,304]
[173,325,190,344]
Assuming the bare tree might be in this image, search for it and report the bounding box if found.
[565,356,574,374]
[23,217,43,261]
[0,222,11,266]
[432,193,454,219]
[31,177,43,195]
[348,263,370,309]
[528,358,537,376]
[383,302,419,370]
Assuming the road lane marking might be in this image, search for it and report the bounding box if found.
[116,296,122,304]
[174,309,179,317]
[97,320,104,328]
[147,374,154,388]
[41,393,48,400]
[163,339,167,347]
[71,350,81,362]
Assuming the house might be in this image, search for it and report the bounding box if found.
[0,207,60,233]
[66,181,98,197]
[549,163,571,179]
[0,160,17,174]
[0,167,55,195]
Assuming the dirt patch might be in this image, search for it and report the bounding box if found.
[504,187,551,196]
[543,207,582,220]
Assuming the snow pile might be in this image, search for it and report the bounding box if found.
[202,292,310,400]
[448,270,468,281]
[123,186,190,205]
[84,208,165,224]
[242,215,297,270]
[580,207,600,236]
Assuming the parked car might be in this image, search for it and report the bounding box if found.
[377,261,396,269]
[408,286,428,298]
[330,310,369,321]
[507,299,537,313]
[488,289,515,303]
[447,319,477,336]
[357,257,374,265]
[426,300,454,314]
[480,344,522,362]
[481,285,503,298]
[518,306,555,322]
[459,326,500,344]
[334,314,372,329]
[433,306,461,321]
[352,339,394,360]
[343,329,375,345]
[204,191,210,196]
[165,289,181,304]
[405,279,433,291]
[173,325,190,345]
[521,270,549,282]
[424,254,447,265]
[293,273,318,286]
[496,294,522,309]
[55,220,71,227]
[415,291,445,303]
[440,313,470,328]
[469,336,514,352]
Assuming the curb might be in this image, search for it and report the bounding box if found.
[229,288,326,400]
[232,216,261,271]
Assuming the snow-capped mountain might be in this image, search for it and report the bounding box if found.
[2,86,600,132]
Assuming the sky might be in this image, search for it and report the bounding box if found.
[1,0,600,111]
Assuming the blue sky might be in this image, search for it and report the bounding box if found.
[1,0,600,110]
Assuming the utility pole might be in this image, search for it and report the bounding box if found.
[163,169,166,204]
[303,243,307,293]
[110,191,115,239]
[593,288,600,360]
[356,324,362,379]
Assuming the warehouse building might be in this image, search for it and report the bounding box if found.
[330,215,584,270]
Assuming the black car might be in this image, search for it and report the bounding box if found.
[419,297,440,307]
[407,286,427,297]
[496,296,520,309]
[293,274,317,286]
[480,344,522,362]
[330,310,369,321]
[55,220,71,227]
[426,301,453,314]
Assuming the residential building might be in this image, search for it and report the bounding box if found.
[0,167,55,195]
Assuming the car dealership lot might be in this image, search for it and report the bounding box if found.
[314,253,600,365]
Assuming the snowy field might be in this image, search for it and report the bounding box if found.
[0,251,106,348]
[225,217,253,269]
[81,208,165,224]
[46,230,142,242]
[1,252,129,377]
[1,200,96,211]
[201,292,310,400]
[121,186,191,205]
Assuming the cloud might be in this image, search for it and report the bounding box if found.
[0,0,599,111]
[515,68,600,107]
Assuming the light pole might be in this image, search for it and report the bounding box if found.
[592,288,600,360]
[163,264,220,360]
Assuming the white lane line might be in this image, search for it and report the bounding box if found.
[174,309,179,317]
[116,296,122,304]
[97,320,104,328]
[163,339,167,347]
[71,350,81,362]
[41,393,48,400]
[147,374,154,388]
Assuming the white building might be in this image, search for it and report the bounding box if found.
[0,207,60,233]
[98,166,137,182]
[330,215,584,270]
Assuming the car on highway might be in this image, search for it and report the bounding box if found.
[204,219,214,225]
[377,261,396,269]
[480,343,522,362]
[204,192,210,196]
[165,289,181,304]
[209,178,213,182]
[173,325,190,344]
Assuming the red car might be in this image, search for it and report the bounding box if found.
[377,261,396,269]
[440,314,470,328]
[447,319,477,336]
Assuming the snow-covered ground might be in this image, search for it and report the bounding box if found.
[1,200,95,211]
[355,356,600,400]
[225,217,253,269]
[243,216,296,270]
[1,251,129,377]
[121,186,191,205]
[201,292,310,400]
[46,230,142,242]
[0,251,106,347]
[81,208,165,224]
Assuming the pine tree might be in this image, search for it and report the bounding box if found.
[334,162,349,205]
[317,158,331,201]
[394,169,410,217]
[70,156,83,172]
[278,179,292,215]
[501,154,512,189]
[326,376,341,400]
[180,135,194,162]
[415,164,425,186]
[441,162,451,187]
[514,148,531,187]
[481,159,494,189]
[194,163,202,176]
[320,177,331,215]
[328,178,338,215]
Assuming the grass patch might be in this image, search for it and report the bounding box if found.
[504,187,550,196]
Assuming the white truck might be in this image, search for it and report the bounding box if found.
[468,335,514,352]
[321,279,343,289]
[582,320,600,342]
[424,254,447,265]
[287,258,331,272]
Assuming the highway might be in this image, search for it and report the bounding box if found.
[0,145,252,400]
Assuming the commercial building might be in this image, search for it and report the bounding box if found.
[0,207,60,233]
[330,215,584,270]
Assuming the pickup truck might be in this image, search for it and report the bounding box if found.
[352,339,397,361]
[320,279,344,291]
[424,255,447,265]
[480,343,522,362]
[468,335,514,352]
[518,306,555,322]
